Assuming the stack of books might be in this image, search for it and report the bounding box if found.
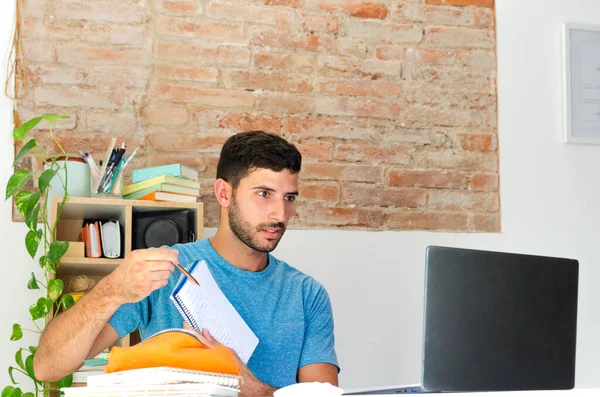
[63,367,241,397]
[123,164,201,203]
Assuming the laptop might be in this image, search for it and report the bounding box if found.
[345,246,579,394]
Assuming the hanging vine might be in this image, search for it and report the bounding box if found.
[5,0,28,104]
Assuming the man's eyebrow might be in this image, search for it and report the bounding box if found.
[252,186,299,195]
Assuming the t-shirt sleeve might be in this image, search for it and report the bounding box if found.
[299,281,340,372]
[108,298,149,338]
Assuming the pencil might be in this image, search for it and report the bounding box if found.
[175,263,200,286]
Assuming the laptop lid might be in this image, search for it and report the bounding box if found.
[422,246,579,392]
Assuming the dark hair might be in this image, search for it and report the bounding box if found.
[216,131,302,189]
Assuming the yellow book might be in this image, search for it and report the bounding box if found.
[122,175,200,196]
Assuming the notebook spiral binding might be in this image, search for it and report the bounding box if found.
[171,296,200,332]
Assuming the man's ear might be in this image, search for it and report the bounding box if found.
[214,178,232,208]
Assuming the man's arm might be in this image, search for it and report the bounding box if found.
[297,363,338,385]
[33,248,178,382]
[33,278,121,381]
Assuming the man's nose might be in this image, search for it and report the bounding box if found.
[269,199,285,221]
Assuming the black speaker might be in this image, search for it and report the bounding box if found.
[133,209,195,250]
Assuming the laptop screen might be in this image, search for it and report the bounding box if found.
[422,246,579,392]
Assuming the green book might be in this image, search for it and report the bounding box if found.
[122,175,200,196]
[132,163,198,183]
[124,183,200,200]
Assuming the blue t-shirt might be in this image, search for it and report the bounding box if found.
[109,238,339,388]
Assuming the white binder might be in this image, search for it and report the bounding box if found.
[100,221,121,258]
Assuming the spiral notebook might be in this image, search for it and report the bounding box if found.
[86,367,241,389]
[63,382,239,397]
[169,260,259,363]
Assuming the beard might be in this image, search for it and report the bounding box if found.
[228,195,286,253]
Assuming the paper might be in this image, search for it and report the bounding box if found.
[579,43,600,126]
[170,261,259,363]
[86,367,241,388]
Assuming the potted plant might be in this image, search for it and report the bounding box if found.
[3,114,77,397]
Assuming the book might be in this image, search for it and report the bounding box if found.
[170,260,259,364]
[123,183,200,200]
[137,191,198,203]
[132,164,198,184]
[122,175,200,196]
[86,367,241,389]
[72,369,105,383]
[62,383,239,397]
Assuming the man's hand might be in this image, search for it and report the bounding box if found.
[183,324,277,397]
[107,248,178,304]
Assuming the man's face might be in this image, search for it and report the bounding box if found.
[228,168,299,253]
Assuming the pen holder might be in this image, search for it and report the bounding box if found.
[45,158,91,201]
[90,170,123,199]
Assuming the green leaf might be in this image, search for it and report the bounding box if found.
[24,203,39,231]
[24,355,36,384]
[42,113,69,126]
[29,298,52,320]
[39,256,56,273]
[13,139,37,167]
[60,294,75,311]
[15,190,40,217]
[10,388,22,397]
[5,170,32,200]
[2,386,15,397]
[56,374,73,389]
[27,273,39,290]
[48,241,69,264]
[22,393,34,397]
[25,229,42,259]
[13,117,42,141]
[15,349,25,370]
[10,324,22,341]
[28,346,37,355]
[8,367,18,384]
[38,168,57,195]
[48,279,64,302]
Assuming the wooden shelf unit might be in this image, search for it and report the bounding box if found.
[49,196,204,277]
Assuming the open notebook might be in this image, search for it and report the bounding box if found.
[169,260,259,363]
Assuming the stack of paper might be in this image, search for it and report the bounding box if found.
[62,383,238,397]
[63,367,241,397]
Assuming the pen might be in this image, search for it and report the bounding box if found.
[120,147,139,170]
[99,148,125,192]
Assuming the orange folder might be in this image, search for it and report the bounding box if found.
[78,222,101,258]
[105,330,240,376]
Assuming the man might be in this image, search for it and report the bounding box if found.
[33,131,340,396]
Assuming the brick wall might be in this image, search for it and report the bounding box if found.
[16,0,499,232]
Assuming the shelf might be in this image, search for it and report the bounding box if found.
[55,197,201,219]
[60,257,121,266]
[58,257,121,276]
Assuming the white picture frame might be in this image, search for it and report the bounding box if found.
[563,23,600,144]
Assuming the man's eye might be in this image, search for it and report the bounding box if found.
[258,191,268,198]
[285,195,296,202]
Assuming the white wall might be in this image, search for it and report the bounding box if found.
[2,0,600,391]
[0,0,42,391]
